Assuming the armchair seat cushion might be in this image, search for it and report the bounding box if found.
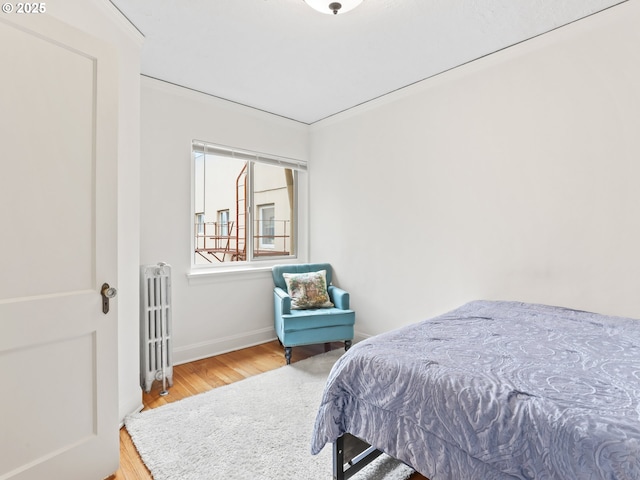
[281,307,355,333]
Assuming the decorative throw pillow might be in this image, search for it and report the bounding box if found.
[282,270,334,310]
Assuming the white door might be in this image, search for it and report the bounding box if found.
[0,13,118,480]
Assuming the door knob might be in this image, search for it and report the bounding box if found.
[101,283,117,314]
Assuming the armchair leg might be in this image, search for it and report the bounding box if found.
[284,347,292,365]
[344,340,352,351]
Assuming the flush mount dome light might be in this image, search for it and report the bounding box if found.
[304,0,363,15]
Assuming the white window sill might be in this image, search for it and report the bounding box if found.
[186,259,302,285]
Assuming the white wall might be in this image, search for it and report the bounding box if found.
[309,1,640,336]
[140,77,308,364]
[138,1,639,390]
[49,0,143,422]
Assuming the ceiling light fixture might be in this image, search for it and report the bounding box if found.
[304,0,363,15]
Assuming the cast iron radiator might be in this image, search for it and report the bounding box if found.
[140,262,173,394]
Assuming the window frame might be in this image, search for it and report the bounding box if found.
[190,140,307,275]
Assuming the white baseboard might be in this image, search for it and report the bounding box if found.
[173,327,373,366]
[172,327,277,365]
[353,330,372,343]
[120,403,144,427]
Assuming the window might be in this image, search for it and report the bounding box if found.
[258,204,275,249]
[192,141,306,266]
[195,213,205,236]
[217,210,229,237]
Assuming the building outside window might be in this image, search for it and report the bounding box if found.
[192,141,305,265]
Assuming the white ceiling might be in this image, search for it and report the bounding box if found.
[111,0,625,124]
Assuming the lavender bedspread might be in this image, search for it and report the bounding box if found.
[311,300,640,479]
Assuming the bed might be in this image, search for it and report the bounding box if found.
[311,300,640,479]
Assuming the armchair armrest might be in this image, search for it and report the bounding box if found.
[328,285,350,310]
[274,286,291,315]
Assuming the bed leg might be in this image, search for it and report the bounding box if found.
[333,434,384,480]
[333,435,345,480]
[284,347,292,365]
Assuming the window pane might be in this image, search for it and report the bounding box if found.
[253,163,294,258]
[194,153,247,263]
[194,153,205,213]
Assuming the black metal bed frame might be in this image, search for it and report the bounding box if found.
[333,434,383,480]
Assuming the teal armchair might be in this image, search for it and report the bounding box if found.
[272,263,355,364]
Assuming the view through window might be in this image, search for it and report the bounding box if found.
[193,141,305,265]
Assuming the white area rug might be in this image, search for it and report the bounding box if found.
[125,349,414,480]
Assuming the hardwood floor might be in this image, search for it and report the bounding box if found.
[113,340,428,479]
